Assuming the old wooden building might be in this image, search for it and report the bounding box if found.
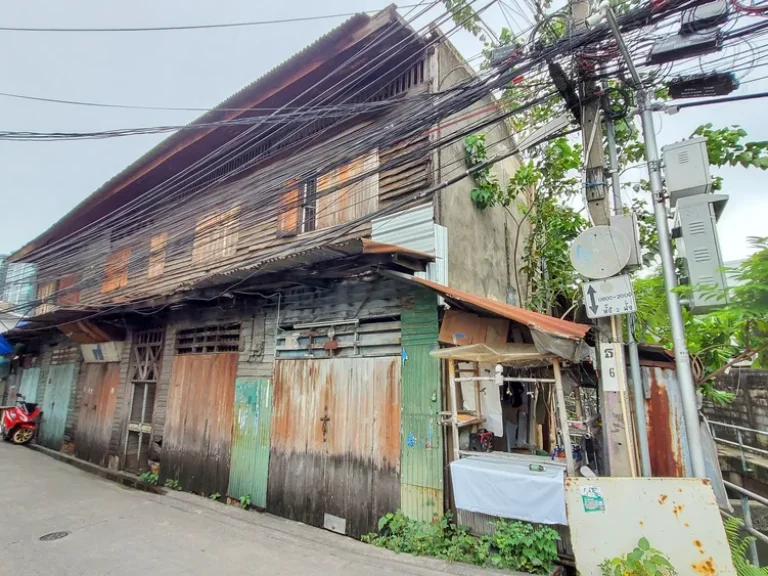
[2,6,572,538]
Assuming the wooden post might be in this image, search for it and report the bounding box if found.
[553,358,576,476]
[448,359,460,462]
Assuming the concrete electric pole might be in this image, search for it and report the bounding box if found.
[596,2,708,479]
[570,0,636,477]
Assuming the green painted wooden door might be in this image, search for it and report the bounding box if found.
[228,378,272,508]
[39,363,78,450]
[18,367,41,404]
[400,287,444,522]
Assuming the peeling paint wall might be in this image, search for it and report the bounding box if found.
[431,43,528,304]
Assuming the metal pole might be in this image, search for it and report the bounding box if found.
[604,114,623,211]
[627,316,653,476]
[736,429,760,565]
[605,111,652,477]
[741,496,761,565]
[603,6,707,479]
[553,358,576,476]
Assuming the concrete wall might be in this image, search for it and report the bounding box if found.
[702,368,768,450]
[431,42,529,304]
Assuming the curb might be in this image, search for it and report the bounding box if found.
[27,443,166,495]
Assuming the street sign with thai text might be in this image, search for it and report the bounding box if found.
[582,274,637,319]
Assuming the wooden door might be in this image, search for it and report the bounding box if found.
[227,378,272,508]
[267,357,401,538]
[162,353,238,496]
[39,363,78,450]
[75,363,120,467]
[18,367,41,404]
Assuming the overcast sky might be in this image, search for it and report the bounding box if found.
[1,0,765,262]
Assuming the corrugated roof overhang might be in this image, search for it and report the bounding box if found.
[9,5,414,262]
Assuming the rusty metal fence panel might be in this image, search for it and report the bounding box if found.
[267,356,401,538]
[162,353,238,496]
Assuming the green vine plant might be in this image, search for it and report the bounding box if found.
[362,510,559,574]
[448,0,768,404]
[724,517,768,575]
[599,537,678,576]
[163,478,183,491]
[138,471,159,485]
[240,493,252,510]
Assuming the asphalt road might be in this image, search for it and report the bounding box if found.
[0,442,501,576]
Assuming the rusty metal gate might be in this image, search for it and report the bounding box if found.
[162,323,242,495]
[75,363,120,467]
[267,357,401,538]
[123,329,163,473]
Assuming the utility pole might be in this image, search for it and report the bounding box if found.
[571,0,636,477]
[599,3,707,479]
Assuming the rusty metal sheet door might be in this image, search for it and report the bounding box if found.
[75,363,120,467]
[163,353,238,496]
[227,378,272,508]
[564,477,736,575]
[268,357,401,538]
[39,363,78,450]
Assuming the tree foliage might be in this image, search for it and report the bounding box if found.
[635,237,768,401]
[445,0,768,397]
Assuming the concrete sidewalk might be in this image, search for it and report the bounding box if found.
[0,442,517,576]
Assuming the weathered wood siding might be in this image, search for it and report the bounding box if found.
[267,356,401,538]
[162,353,238,495]
[75,362,121,468]
[35,87,433,313]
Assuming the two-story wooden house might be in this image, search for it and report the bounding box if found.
[2,7,588,537]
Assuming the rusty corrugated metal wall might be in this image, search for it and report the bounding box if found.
[267,356,401,538]
[642,366,691,477]
[227,378,272,508]
[162,353,238,495]
[75,362,120,468]
[400,287,443,521]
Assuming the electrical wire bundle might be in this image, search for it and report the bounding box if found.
[5,0,761,326]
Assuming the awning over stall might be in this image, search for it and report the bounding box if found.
[387,273,592,361]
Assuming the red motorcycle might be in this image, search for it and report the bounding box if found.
[1,394,42,445]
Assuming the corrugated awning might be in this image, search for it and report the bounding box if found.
[400,275,590,341]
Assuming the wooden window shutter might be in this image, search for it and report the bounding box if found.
[102,248,131,293]
[35,280,57,315]
[276,180,299,237]
[192,207,239,264]
[57,275,80,306]
[148,233,168,278]
[315,150,379,230]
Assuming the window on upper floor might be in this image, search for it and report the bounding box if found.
[192,206,239,265]
[276,149,379,237]
[57,274,80,306]
[148,233,168,279]
[35,280,57,316]
[102,248,131,293]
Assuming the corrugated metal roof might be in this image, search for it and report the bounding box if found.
[393,274,591,341]
[10,6,403,262]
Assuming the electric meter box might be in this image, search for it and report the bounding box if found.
[611,213,642,269]
[662,137,712,206]
[674,193,728,314]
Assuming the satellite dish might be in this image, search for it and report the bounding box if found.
[570,226,630,279]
